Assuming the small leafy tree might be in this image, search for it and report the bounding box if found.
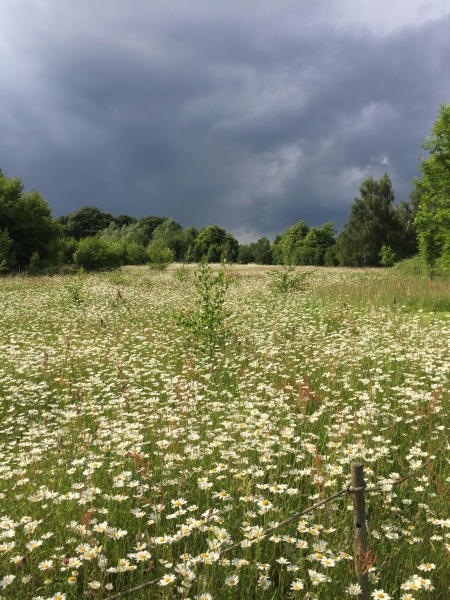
[175,263,231,354]
[74,236,124,271]
[268,266,312,293]
[379,245,397,267]
[146,239,174,270]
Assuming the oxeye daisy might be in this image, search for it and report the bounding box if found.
[418,562,435,571]
[225,575,239,586]
[371,591,391,600]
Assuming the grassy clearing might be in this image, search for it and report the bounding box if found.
[0,266,449,599]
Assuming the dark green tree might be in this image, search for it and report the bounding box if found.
[0,169,62,269]
[58,205,114,240]
[336,174,400,267]
[194,225,238,262]
[237,244,255,264]
[138,216,168,239]
[114,214,137,227]
[295,223,336,266]
[253,237,273,265]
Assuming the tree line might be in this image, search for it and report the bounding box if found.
[1,102,449,274]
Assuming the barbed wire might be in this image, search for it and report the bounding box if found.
[109,435,449,599]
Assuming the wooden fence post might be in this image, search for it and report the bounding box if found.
[351,462,369,600]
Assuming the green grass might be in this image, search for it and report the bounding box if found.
[0,266,449,599]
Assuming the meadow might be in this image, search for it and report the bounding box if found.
[0,264,449,600]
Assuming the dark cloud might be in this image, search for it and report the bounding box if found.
[0,1,449,241]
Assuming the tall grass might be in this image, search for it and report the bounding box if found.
[0,267,449,599]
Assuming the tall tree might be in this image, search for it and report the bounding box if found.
[0,169,62,269]
[58,205,114,240]
[336,174,400,267]
[413,102,450,277]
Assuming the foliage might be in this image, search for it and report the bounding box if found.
[0,169,62,269]
[114,214,138,228]
[146,239,175,270]
[268,265,312,293]
[64,267,86,306]
[379,245,397,267]
[125,240,147,265]
[175,263,231,353]
[73,235,124,271]
[101,221,150,246]
[59,236,79,264]
[138,215,168,239]
[237,243,255,264]
[0,229,16,272]
[273,221,335,266]
[336,174,408,267]
[58,205,115,240]
[194,224,239,263]
[173,264,192,281]
[413,102,450,278]
[253,236,273,264]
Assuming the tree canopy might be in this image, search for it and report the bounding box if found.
[413,102,450,276]
[336,174,404,267]
[0,169,61,269]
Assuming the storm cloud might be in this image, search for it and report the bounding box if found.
[1,0,450,240]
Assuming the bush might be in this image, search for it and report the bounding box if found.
[146,239,175,270]
[125,241,147,265]
[74,236,124,271]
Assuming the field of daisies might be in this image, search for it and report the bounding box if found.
[0,265,449,600]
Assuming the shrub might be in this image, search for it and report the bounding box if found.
[146,239,175,270]
[74,236,124,271]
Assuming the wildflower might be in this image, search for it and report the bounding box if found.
[347,583,362,596]
[320,557,336,567]
[225,575,239,586]
[68,576,77,585]
[0,574,15,588]
[26,540,43,551]
[291,579,304,590]
[372,591,391,600]
[89,581,101,589]
[51,594,66,600]
[417,562,435,571]
[38,560,53,570]
[158,574,176,586]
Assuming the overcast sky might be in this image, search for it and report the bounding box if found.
[1,0,450,241]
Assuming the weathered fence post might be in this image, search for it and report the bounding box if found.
[351,462,369,600]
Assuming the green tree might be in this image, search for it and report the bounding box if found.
[58,205,114,240]
[295,223,336,266]
[253,237,273,265]
[0,230,16,272]
[146,239,175,270]
[114,214,137,228]
[413,102,450,277]
[0,169,62,269]
[336,174,400,267]
[74,236,124,271]
[194,225,238,262]
[238,244,255,264]
[280,220,309,264]
[138,216,168,240]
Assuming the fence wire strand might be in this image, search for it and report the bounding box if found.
[109,435,449,599]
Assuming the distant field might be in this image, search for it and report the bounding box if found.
[0,267,449,599]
